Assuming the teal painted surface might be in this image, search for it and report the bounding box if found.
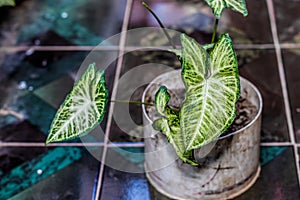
[0,147,83,200]
[112,147,145,169]
[260,146,288,166]
[17,0,102,45]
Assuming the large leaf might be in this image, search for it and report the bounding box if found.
[46,63,108,144]
[204,0,248,18]
[180,33,240,151]
[153,87,198,166]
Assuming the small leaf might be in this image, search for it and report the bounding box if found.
[180,33,240,151]
[46,63,108,144]
[204,0,248,18]
[153,88,198,166]
[153,117,198,166]
[155,86,170,117]
[0,0,15,7]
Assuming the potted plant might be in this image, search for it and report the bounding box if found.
[46,0,263,199]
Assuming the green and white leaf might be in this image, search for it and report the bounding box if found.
[180,33,240,151]
[46,63,108,144]
[155,86,170,117]
[0,0,15,7]
[153,87,198,166]
[204,0,248,18]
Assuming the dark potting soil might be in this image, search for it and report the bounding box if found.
[222,97,257,135]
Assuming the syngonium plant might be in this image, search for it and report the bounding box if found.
[46,0,248,166]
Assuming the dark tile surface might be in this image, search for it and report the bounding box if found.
[0,0,126,46]
[238,146,300,199]
[129,0,272,44]
[237,49,289,142]
[274,0,300,43]
[101,147,149,200]
[1,0,300,199]
[282,49,300,142]
[220,0,273,44]
[101,147,148,199]
[0,147,99,200]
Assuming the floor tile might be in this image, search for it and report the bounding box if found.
[101,147,149,200]
[237,49,289,142]
[128,0,272,45]
[274,0,300,43]
[109,50,179,142]
[0,0,126,46]
[0,50,118,141]
[0,146,99,200]
[238,146,300,199]
[282,49,300,142]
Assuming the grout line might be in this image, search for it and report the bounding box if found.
[94,0,133,199]
[0,141,297,148]
[260,142,293,146]
[266,0,300,188]
[0,142,145,148]
[1,43,300,53]
[0,43,300,53]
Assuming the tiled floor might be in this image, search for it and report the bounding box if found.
[0,0,300,199]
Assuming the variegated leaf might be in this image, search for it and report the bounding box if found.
[155,86,170,117]
[204,0,248,18]
[46,63,108,144]
[153,87,198,166]
[180,33,240,151]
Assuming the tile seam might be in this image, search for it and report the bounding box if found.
[94,0,133,199]
[1,43,300,53]
[266,0,300,188]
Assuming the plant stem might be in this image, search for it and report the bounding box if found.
[142,2,177,49]
[110,99,154,106]
[211,18,219,43]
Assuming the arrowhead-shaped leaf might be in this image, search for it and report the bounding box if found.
[46,63,108,144]
[180,33,240,151]
[204,0,248,18]
[153,87,198,166]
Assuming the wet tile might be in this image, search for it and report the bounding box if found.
[274,0,300,43]
[237,49,289,142]
[238,146,300,199]
[101,147,149,200]
[220,0,273,44]
[128,0,272,45]
[0,0,126,46]
[0,120,46,142]
[0,51,89,90]
[0,49,119,141]
[33,75,75,109]
[282,49,300,142]
[109,50,179,142]
[0,147,100,200]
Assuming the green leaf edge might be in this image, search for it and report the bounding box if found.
[210,33,240,136]
[0,0,15,7]
[154,85,170,117]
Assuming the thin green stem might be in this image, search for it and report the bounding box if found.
[110,99,154,106]
[211,18,219,43]
[142,2,177,49]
